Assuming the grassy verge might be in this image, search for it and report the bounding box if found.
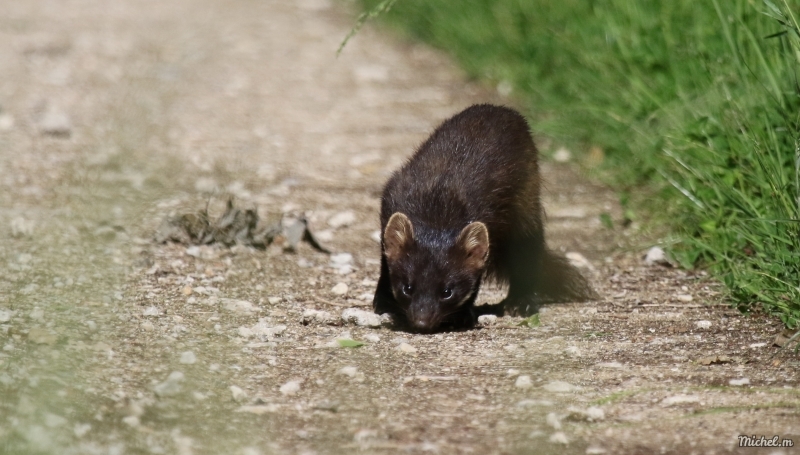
[357,0,800,328]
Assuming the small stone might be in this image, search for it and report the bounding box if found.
[507,369,520,377]
[543,380,580,393]
[370,230,381,243]
[749,342,767,348]
[154,371,184,397]
[238,326,254,338]
[553,147,571,162]
[729,377,750,386]
[141,321,155,331]
[341,308,381,327]
[364,333,381,343]
[397,343,417,354]
[73,423,91,438]
[566,252,594,271]
[477,314,497,326]
[230,385,248,402]
[516,399,553,408]
[644,246,670,266]
[695,320,712,329]
[182,286,193,296]
[515,375,533,389]
[279,380,302,396]
[143,306,160,317]
[179,351,197,364]
[676,294,693,302]
[0,310,12,323]
[586,446,608,454]
[222,299,257,314]
[568,406,605,422]
[546,412,562,430]
[39,108,71,136]
[236,404,281,415]
[661,394,700,406]
[250,321,286,339]
[564,346,581,357]
[122,416,140,427]
[28,327,57,345]
[267,296,281,305]
[331,282,348,296]
[338,366,358,377]
[10,217,35,237]
[0,113,14,131]
[330,253,353,266]
[29,308,44,321]
[302,309,335,325]
[328,211,356,228]
[549,432,569,444]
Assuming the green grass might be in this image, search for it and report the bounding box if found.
[356,0,800,329]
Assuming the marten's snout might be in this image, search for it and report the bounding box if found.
[407,305,439,332]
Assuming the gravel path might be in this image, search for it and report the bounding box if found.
[1,1,798,454]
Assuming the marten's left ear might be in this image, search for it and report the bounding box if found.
[455,222,489,270]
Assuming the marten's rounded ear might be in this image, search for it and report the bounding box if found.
[456,222,489,270]
[384,212,414,261]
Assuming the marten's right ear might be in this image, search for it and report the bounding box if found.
[455,221,489,271]
[384,212,414,261]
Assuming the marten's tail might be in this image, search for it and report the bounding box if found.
[536,249,599,302]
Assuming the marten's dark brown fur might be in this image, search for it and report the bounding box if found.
[373,104,597,332]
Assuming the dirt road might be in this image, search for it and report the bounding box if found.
[1,0,798,454]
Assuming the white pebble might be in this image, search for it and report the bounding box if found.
[370,230,381,243]
[179,351,197,364]
[661,394,700,406]
[330,253,353,265]
[543,380,580,393]
[515,375,533,389]
[644,246,669,266]
[302,309,335,325]
[397,343,417,354]
[267,297,281,305]
[338,366,358,377]
[477,314,497,326]
[695,320,712,329]
[331,282,349,296]
[328,211,356,228]
[222,299,257,314]
[549,432,569,444]
[553,147,571,162]
[729,377,750,386]
[566,252,594,271]
[564,346,581,357]
[364,333,381,343]
[230,385,248,402]
[153,371,184,397]
[279,380,302,396]
[676,294,694,302]
[122,416,140,427]
[341,308,382,327]
[546,412,562,429]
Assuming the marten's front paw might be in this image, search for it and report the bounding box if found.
[501,296,542,317]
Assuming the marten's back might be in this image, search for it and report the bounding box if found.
[380,104,541,244]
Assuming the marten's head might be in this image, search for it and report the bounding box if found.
[382,212,489,332]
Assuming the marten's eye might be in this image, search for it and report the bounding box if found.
[401,283,413,297]
[441,287,453,300]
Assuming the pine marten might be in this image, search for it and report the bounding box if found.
[373,104,597,332]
